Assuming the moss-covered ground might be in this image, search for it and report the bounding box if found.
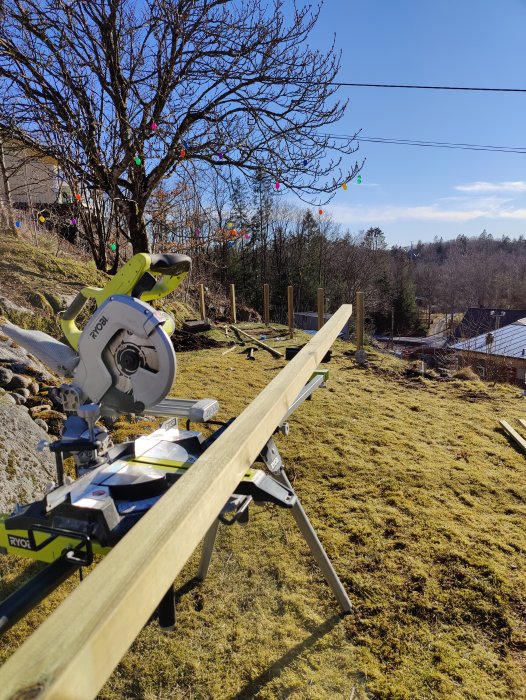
[0,232,193,334]
[1,329,526,699]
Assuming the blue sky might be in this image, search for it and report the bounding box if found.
[304,0,526,246]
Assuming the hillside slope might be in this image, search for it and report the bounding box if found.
[0,235,525,699]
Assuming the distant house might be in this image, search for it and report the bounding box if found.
[0,139,72,208]
[454,307,526,340]
[452,318,526,384]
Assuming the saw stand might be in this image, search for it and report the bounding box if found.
[159,370,352,629]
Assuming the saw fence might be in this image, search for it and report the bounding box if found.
[0,304,353,700]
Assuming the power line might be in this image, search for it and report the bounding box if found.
[321,81,526,93]
[327,133,526,154]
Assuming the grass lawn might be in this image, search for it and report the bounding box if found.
[1,329,526,699]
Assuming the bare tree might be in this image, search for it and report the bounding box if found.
[0,0,362,258]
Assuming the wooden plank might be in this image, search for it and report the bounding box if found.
[263,284,270,325]
[317,288,324,330]
[230,326,283,358]
[499,419,526,454]
[221,344,236,356]
[199,283,206,321]
[356,291,364,350]
[0,305,353,700]
[229,283,236,324]
[288,286,293,338]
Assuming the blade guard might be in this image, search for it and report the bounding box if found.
[73,295,176,413]
[60,253,191,350]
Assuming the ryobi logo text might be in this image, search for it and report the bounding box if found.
[8,535,33,550]
[89,315,109,340]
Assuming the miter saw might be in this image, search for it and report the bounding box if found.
[0,252,351,635]
[2,252,218,477]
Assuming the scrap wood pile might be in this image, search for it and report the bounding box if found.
[219,323,299,361]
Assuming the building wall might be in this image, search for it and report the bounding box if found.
[294,312,350,339]
[458,350,526,384]
[0,143,72,206]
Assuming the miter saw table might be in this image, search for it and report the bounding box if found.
[0,252,351,634]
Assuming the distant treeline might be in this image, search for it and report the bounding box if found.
[57,171,525,337]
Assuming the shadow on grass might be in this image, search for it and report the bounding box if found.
[0,559,46,599]
[230,613,343,699]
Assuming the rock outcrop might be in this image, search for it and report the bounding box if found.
[0,388,55,512]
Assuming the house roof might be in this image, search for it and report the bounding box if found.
[454,307,526,339]
[1,138,59,165]
[452,318,526,359]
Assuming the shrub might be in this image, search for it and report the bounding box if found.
[453,366,481,381]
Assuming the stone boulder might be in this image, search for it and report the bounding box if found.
[0,388,56,513]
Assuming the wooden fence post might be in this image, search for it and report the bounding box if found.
[317,288,324,330]
[263,284,270,325]
[288,286,294,338]
[229,284,236,324]
[199,284,206,321]
[356,291,364,350]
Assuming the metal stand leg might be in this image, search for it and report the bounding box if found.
[197,518,220,581]
[275,468,352,614]
[158,583,176,630]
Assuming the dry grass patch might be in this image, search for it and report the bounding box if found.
[2,340,526,699]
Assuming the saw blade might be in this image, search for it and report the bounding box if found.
[74,295,176,412]
[102,329,172,410]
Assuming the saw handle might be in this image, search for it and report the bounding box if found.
[60,291,89,322]
[149,254,191,276]
[140,253,191,302]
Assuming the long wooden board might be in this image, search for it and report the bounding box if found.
[0,304,352,700]
[501,419,526,453]
[230,325,283,358]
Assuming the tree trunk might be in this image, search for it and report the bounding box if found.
[0,141,15,231]
[127,202,150,254]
